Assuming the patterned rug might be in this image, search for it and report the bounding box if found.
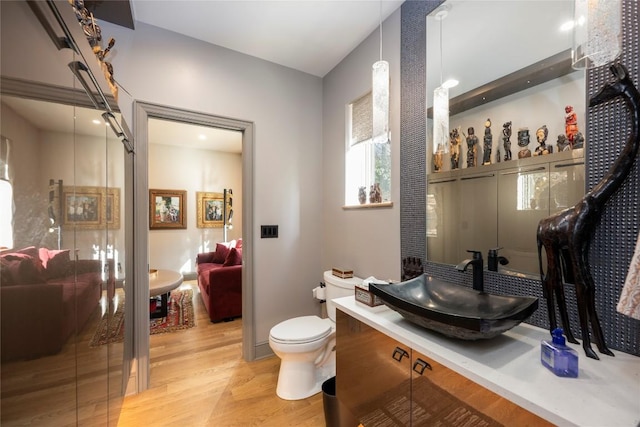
[89,289,195,347]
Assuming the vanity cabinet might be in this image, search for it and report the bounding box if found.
[336,309,551,426]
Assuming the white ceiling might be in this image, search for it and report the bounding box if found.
[2,96,242,153]
[130,0,405,78]
[3,1,406,151]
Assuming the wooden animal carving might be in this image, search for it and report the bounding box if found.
[536,63,640,360]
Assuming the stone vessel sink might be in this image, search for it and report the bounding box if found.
[369,275,538,340]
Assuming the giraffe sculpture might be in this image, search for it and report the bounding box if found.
[536,63,640,360]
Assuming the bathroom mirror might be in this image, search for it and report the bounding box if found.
[425,0,586,275]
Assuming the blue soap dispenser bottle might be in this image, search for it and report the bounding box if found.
[541,328,578,378]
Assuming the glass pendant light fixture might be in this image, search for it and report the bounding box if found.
[432,5,455,172]
[572,0,622,69]
[0,137,13,249]
[372,1,389,145]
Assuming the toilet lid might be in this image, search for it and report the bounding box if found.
[270,316,332,344]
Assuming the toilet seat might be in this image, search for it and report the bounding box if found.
[269,316,332,344]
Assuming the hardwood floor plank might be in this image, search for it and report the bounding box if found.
[118,282,326,427]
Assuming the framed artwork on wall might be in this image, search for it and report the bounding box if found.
[196,191,224,228]
[62,186,121,230]
[105,187,120,230]
[149,189,187,230]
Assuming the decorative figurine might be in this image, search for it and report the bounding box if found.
[517,128,532,158]
[449,128,461,170]
[502,121,512,161]
[565,105,579,143]
[483,119,492,165]
[433,144,444,172]
[573,131,585,149]
[465,127,478,167]
[556,134,571,152]
[358,186,367,204]
[537,63,639,360]
[369,183,382,203]
[534,125,553,156]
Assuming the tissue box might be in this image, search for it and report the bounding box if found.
[354,287,384,307]
[332,267,353,279]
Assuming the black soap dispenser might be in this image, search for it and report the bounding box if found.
[488,247,509,272]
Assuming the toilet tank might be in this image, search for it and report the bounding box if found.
[323,270,363,322]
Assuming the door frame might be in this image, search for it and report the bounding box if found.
[133,101,255,392]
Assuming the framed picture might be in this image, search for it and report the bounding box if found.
[105,187,120,230]
[196,191,224,228]
[62,186,121,230]
[150,189,187,229]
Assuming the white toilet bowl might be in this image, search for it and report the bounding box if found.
[268,271,362,400]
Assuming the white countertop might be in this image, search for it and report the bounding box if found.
[334,296,640,427]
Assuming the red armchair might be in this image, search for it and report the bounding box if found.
[196,243,242,323]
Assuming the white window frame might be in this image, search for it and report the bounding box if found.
[345,93,391,206]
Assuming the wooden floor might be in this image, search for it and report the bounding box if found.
[117,281,326,427]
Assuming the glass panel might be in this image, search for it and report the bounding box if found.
[498,166,550,274]
[458,174,497,261]
[427,178,460,264]
[0,96,125,424]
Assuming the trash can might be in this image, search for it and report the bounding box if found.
[322,376,340,427]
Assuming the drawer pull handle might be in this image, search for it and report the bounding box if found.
[392,347,409,362]
[413,359,432,375]
[461,173,495,181]
[554,161,585,168]
[429,178,457,184]
[501,166,546,176]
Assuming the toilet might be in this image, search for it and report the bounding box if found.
[268,270,362,400]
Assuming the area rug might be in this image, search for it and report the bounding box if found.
[89,289,195,347]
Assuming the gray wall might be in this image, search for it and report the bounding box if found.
[98,20,325,347]
[322,9,402,281]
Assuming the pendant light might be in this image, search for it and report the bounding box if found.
[0,137,13,249]
[572,0,622,69]
[432,5,454,171]
[372,1,389,145]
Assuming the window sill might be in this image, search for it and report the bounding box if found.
[342,202,394,210]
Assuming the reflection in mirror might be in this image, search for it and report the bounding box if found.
[0,96,125,424]
[426,1,586,275]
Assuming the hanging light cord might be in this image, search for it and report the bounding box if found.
[379,1,383,61]
[439,17,443,86]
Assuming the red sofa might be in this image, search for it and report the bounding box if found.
[196,242,242,323]
[1,247,103,362]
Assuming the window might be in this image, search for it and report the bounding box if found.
[0,136,13,249]
[345,92,391,206]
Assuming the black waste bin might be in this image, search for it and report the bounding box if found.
[322,376,339,427]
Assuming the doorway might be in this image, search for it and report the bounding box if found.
[132,102,255,392]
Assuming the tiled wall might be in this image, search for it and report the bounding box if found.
[400,0,640,356]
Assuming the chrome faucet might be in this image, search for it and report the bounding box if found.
[456,250,484,292]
